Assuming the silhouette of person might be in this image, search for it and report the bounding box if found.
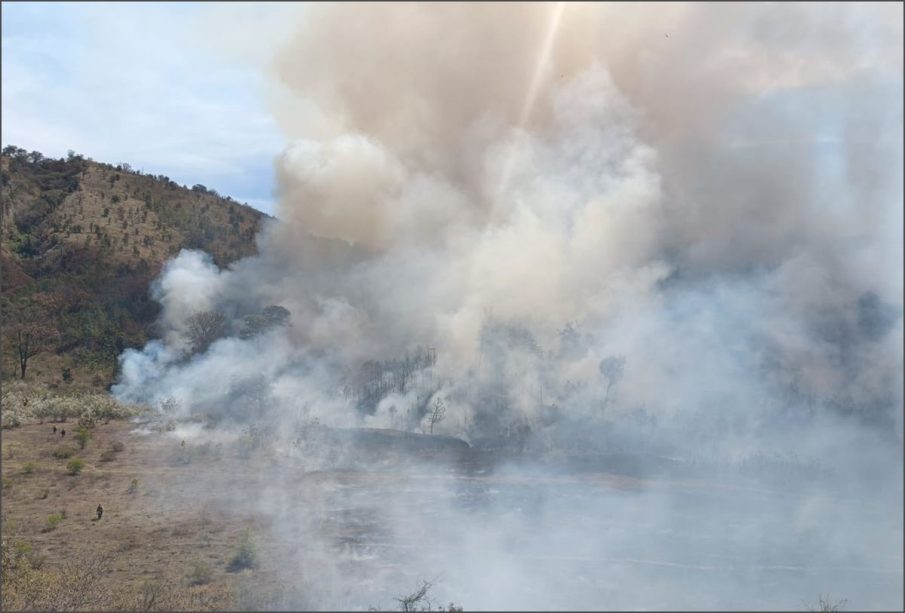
[96,504,104,520]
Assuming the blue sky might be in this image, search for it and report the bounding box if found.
[2,2,297,215]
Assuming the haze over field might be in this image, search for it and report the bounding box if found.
[3,2,903,611]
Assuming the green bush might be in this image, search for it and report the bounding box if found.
[76,427,91,450]
[20,462,36,475]
[42,513,63,532]
[66,459,85,475]
[228,529,259,572]
[52,447,77,459]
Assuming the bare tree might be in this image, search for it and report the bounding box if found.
[185,310,226,354]
[812,595,848,612]
[396,581,431,612]
[5,305,57,379]
[392,581,462,612]
[428,396,447,435]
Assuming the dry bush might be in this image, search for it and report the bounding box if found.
[52,447,77,459]
[2,530,115,611]
[392,581,463,612]
[0,382,147,428]
[2,525,233,612]
[99,449,117,463]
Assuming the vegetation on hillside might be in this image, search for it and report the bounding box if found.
[1,146,267,388]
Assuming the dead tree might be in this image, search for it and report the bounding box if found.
[396,581,432,612]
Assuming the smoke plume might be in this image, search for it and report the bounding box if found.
[113,2,903,609]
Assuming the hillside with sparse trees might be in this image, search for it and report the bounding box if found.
[1,146,268,389]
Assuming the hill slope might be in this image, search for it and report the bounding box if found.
[1,146,268,388]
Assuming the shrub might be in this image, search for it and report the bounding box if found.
[127,478,139,494]
[76,427,91,450]
[228,529,259,572]
[188,562,213,586]
[42,513,63,532]
[99,450,116,463]
[53,447,77,459]
[66,459,85,475]
[111,441,125,452]
[20,462,36,475]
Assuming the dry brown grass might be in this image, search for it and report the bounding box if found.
[0,420,284,611]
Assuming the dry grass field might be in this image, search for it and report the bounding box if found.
[0,419,294,610]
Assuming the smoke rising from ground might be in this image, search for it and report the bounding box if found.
[112,2,903,609]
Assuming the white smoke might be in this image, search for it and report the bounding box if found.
[111,3,903,608]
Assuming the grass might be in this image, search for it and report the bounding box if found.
[20,462,36,475]
[188,561,213,586]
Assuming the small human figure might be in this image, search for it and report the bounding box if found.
[53,426,57,434]
[181,440,185,447]
[61,429,66,437]
[96,504,104,520]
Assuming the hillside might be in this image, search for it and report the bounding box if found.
[1,146,268,388]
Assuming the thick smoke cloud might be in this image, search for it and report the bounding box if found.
[112,2,903,609]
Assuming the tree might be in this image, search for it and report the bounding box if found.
[239,305,291,340]
[185,311,226,354]
[261,305,291,328]
[598,355,626,414]
[5,303,57,379]
[428,396,447,435]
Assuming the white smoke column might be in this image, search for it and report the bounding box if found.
[115,1,903,444]
[111,5,902,607]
